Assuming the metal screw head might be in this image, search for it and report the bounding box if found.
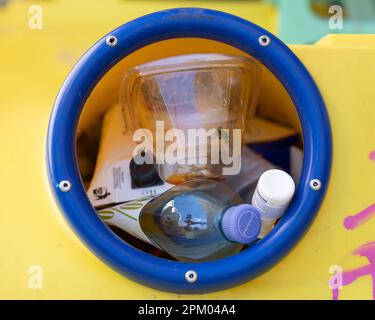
[59,180,72,192]
[185,270,198,283]
[310,179,322,191]
[259,35,271,47]
[105,35,118,47]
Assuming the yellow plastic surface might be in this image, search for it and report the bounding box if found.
[1,1,375,299]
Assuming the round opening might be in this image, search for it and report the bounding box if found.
[47,8,332,293]
[76,37,304,261]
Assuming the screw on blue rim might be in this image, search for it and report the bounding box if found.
[47,8,332,293]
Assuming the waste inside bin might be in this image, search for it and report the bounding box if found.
[48,8,331,293]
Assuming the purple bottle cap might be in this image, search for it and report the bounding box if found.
[222,204,261,244]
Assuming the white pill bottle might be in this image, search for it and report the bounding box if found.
[252,169,295,238]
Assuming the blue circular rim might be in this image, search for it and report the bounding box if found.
[47,8,332,294]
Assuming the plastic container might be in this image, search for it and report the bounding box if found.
[252,169,295,238]
[120,54,261,184]
[98,179,261,262]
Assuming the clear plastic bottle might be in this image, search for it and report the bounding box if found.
[98,179,261,262]
[252,169,295,238]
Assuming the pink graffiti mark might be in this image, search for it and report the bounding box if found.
[331,242,375,300]
[330,150,375,300]
[344,203,375,230]
[369,150,375,161]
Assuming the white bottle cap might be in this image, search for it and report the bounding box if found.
[257,169,295,205]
